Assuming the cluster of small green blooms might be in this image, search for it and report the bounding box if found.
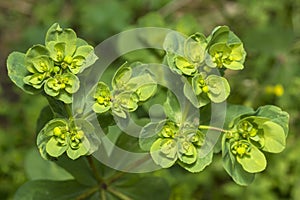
[189,72,230,107]
[205,26,246,70]
[223,106,288,175]
[92,62,157,118]
[37,118,97,160]
[7,23,98,104]
[92,82,112,114]
[163,26,243,107]
[230,140,251,158]
[149,120,211,172]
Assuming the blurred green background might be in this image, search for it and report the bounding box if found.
[1,0,300,199]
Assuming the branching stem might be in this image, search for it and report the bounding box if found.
[198,125,229,133]
[107,187,133,200]
[75,185,98,200]
[86,155,103,183]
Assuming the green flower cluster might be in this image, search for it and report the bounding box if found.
[149,121,212,172]
[92,63,157,118]
[140,92,213,172]
[7,23,98,103]
[6,23,290,187]
[163,26,245,107]
[222,105,289,185]
[37,118,98,160]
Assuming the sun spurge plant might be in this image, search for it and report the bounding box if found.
[7,23,289,199]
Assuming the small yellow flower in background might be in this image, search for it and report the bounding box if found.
[264,84,284,97]
[273,84,284,97]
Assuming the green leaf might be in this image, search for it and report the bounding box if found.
[45,23,77,54]
[183,82,200,108]
[66,144,89,160]
[178,145,197,164]
[139,121,164,151]
[237,145,267,173]
[116,92,139,111]
[74,45,98,73]
[25,44,50,60]
[206,75,230,103]
[256,105,289,136]
[174,56,196,75]
[36,106,54,134]
[150,138,177,168]
[74,45,94,58]
[64,72,80,94]
[55,155,98,186]
[227,31,243,45]
[179,149,213,172]
[222,136,255,185]
[25,148,73,181]
[7,52,38,94]
[112,62,132,90]
[260,121,286,153]
[93,103,111,114]
[184,32,206,63]
[46,137,68,157]
[114,176,171,200]
[224,60,244,70]
[125,72,156,92]
[115,132,144,153]
[44,77,60,97]
[224,104,255,129]
[136,83,157,101]
[112,107,127,119]
[14,180,91,200]
[37,118,69,159]
[164,91,181,123]
[163,31,186,55]
[207,26,230,47]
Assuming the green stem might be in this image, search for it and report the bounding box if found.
[64,103,73,118]
[86,155,103,183]
[107,187,133,200]
[75,185,99,200]
[198,125,229,133]
[101,190,107,200]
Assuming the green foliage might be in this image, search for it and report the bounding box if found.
[6,21,290,199]
[92,62,157,118]
[222,105,288,185]
[3,1,299,199]
[7,23,98,104]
